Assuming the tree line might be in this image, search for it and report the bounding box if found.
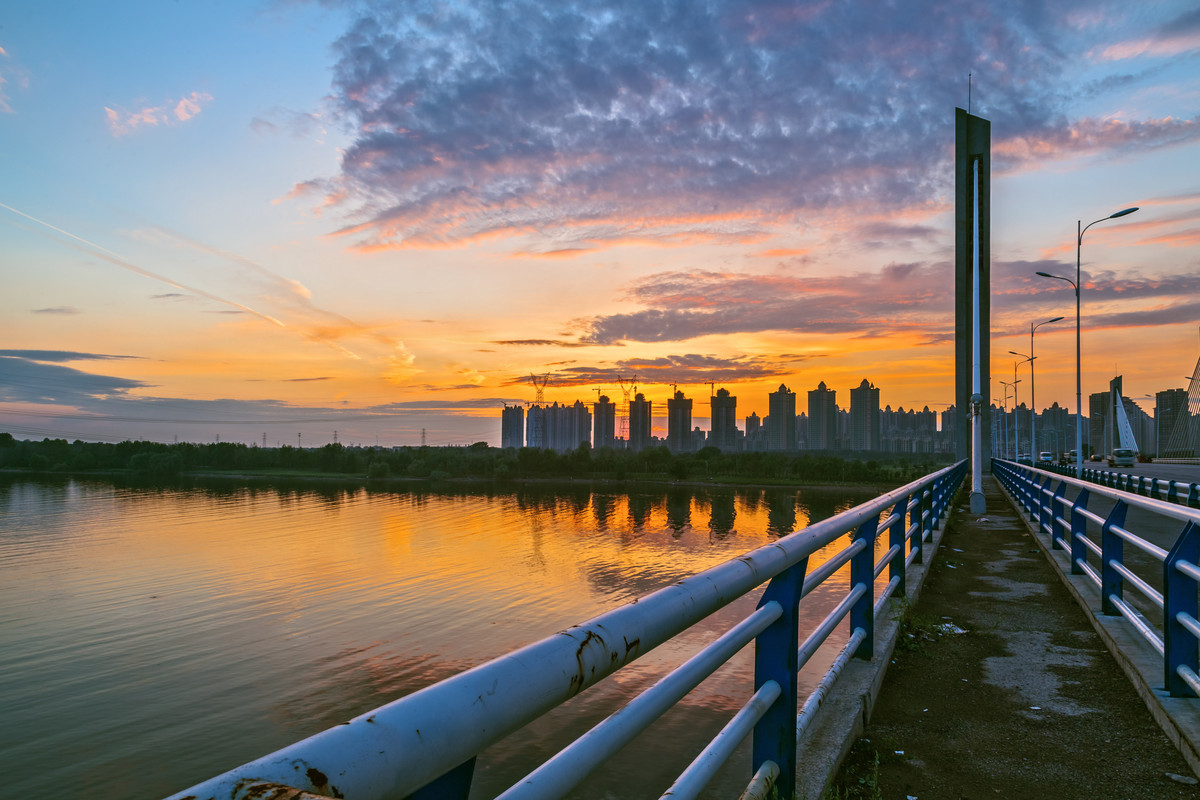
[0,432,953,486]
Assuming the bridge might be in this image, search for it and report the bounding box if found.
[164,106,1200,799]
[163,457,1200,800]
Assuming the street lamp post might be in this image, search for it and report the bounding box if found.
[1002,376,1022,459]
[1011,316,1062,463]
[1000,380,1020,459]
[1036,206,1138,478]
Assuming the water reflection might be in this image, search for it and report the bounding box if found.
[0,476,878,800]
[665,487,692,536]
[767,491,797,536]
[708,490,736,539]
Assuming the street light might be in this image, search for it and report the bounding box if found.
[1010,315,1062,462]
[1001,379,1020,459]
[1036,206,1138,477]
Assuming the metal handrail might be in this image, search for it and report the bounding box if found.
[1040,462,1200,508]
[166,461,967,800]
[993,459,1200,699]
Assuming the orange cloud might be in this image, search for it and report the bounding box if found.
[105,91,213,136]
[754,248,810,258]
[994,116,1200,171]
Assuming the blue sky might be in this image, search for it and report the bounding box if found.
[1,0,1198,446]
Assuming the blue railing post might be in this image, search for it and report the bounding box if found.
[1101,500,1129,616]
[752,558,808,800]
[1068,488,1090,566]
[889,494,910,595]
[1034,476,1049,526]
[1188,484,1200,510]
[1165,522,1200,698]
[1168,481,1180,506]
[850,517,878,660]
[920,483,934,543]
[1049,481,1066,543]
[908,490,924,565]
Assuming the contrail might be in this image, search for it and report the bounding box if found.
[0,201,360,359]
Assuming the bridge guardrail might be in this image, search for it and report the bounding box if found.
[165,461,967,800]
[1040,462,1200,508]
[993,459,1200,699]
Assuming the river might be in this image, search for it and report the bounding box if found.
[0,476,880,799]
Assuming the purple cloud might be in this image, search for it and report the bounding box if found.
[301,0,1196,253]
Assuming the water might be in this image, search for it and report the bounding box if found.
[0,477,879,799]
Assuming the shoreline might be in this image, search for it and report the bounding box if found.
[0,467,901,495]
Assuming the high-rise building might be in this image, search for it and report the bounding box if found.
[526,405,547,449]
[1088,391,1107,457]
[1157,387,1189,457]
[807,381,837,450]
[501,404,524,449]
[710,388,738,452]
[768,384,797,451]
[593,395,616,449]
[629,393,653,452]
[744,412,763,451]
[849,379,881,451]
[667,390,694,453]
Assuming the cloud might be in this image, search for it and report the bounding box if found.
[0,355,147,404]
[301,0,1193,253]
[575,264,953,344]
[498,352,804,389]
[31,306,81,315]
[0,43,29,113]
[1099,8,1200,60]
[490,339,591,348]
[104,90,213,136]
[0,350,142,363]
[993,116,1200,171]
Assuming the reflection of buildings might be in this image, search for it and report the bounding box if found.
[593,395,616,450]
[667,390,694,453]
[767,492,796,536]
[629,393,653,452]
[666,487,691,535]
[807,382,838,450]
[707,491,736,538]
[710,388,738,452]
[850,379,881,451]
[767,384,797,451]
[501,404,524,449]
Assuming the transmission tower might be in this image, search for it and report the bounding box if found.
[617,374,638,442]
[528,373,550,406]
[527,373,551,447]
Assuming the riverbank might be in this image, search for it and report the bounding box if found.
[0,466,908,496]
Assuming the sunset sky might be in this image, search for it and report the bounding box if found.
[2,0,1198,447]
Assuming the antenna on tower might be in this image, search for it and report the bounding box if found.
[968,72,972,114]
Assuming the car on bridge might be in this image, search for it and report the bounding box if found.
[1038,452,1054,464]
[1108,448,1136,468]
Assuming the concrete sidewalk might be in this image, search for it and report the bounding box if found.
[839,475,1200,799]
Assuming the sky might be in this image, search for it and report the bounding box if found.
[1,0,1198,448]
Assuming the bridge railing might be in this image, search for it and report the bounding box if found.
[993,459,1200,699]
[1040,462,1200,508]
[166,461,967,800]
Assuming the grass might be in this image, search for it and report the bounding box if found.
[825,740,883,800]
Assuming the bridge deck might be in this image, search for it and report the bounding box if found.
[843,475,1200,799]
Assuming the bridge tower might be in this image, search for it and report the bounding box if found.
[956,107,993,477]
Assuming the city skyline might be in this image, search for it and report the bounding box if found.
[2,2,1199,447]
